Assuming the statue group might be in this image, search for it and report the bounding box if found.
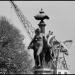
[28,28,55,69]
[28,9,70,70]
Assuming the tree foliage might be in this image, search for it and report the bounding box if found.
[0,17,32,74]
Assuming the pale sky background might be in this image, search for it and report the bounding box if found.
[0,1,75,74]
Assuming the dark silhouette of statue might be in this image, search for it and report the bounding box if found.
[28,28,55,69]
[28,28,43,68]
[43,36,54,65]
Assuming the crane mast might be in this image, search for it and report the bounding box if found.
[10,1,35,40]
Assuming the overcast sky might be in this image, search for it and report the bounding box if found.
[0,1,75,74]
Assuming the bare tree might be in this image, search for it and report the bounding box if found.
[0,17,32,74]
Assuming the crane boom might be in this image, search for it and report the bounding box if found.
[10,1,35,39]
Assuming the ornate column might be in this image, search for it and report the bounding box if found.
[34,8,49,36]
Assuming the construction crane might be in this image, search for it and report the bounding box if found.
[9,1,35,40]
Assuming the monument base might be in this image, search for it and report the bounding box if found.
[33,68,54,74]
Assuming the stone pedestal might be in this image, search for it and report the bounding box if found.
[33,68,54,74]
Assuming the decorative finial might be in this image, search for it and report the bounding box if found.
[39,8,44,14]
[34,9,49,20]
